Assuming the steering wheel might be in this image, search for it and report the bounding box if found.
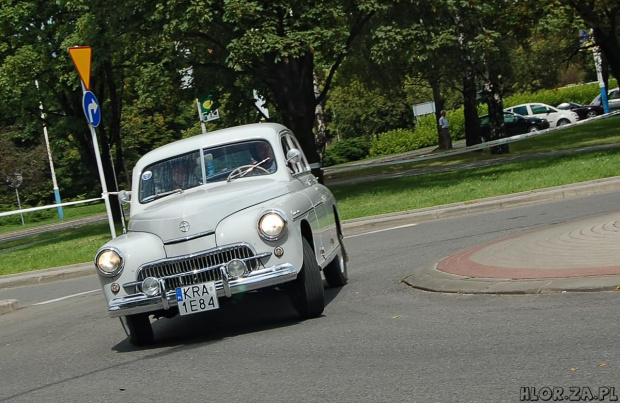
[227,164,270,181]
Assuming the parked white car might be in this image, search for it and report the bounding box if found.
[94,123,348,346]
[590,87,620,110]
[504,103,579,128]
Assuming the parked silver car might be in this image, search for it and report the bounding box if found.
[94,123,348,345]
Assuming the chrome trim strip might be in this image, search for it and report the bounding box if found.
[108,263,299,317]
[164,230,216,245]
[293,207,313,221]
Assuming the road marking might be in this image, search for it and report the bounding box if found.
[33,289,100,305]
[346,223,418,238]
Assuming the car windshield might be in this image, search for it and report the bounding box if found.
[138,140,277,203]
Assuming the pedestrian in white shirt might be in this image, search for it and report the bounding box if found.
[438,110,452,149]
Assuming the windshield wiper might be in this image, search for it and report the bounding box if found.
[141,188,183,203]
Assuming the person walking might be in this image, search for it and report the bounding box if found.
[438,110,452,149]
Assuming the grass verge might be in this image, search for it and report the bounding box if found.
[1,115,619,275]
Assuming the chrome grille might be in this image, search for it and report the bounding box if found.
[137,244,258,290]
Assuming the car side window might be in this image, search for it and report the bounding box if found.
[280,132,310,175]
[530,105,547,114]
[512,106,528,115]
[504,114,516,123]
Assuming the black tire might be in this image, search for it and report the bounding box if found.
[323,228,348,287]
[527,125,539,133]
[586,110,597,119]
[289,238,325,319]
[557,119,570,126]
[120,314,154,346]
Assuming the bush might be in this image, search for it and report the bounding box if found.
[324,137,371,166]
[369,126,436,157]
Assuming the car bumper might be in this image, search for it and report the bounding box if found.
[107,263,298,317]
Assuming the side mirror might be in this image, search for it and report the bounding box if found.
[118,190,131,205]
[286,149,301,164]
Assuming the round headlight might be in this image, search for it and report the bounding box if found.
[258,210,287,241]
[141,277,160,297]
[95,248,124,277]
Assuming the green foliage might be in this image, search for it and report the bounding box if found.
[324,137,371,166]
[504,81,618,108]
[369,126,435,157]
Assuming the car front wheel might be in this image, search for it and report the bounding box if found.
[288,238,325,319]
[586,110,598,118]
[557,119,570,126]
[527,126,540,133]
[120,314,154,346]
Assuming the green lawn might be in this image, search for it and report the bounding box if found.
[1,115,620,275]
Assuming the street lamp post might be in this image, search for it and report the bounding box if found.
[6,173,24,225]
[35,80,64,219]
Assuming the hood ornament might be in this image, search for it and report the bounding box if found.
[179,221,190,232]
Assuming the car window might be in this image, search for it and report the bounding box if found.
[281,132,310,175]
[139,151,202,203]
[512,106,528,115]
[530,104,548,114]
[480,116,489,125]
[138,140,277,203]
[504,113,516,123]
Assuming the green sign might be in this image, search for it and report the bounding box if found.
[199,95,219,122]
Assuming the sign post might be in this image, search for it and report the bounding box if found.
[35,80,64,219]
[580,29,609,113]
[68,46,116,239]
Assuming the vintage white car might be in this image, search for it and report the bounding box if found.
[94,123,348,345]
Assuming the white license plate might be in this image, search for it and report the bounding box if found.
[175,282,219,316]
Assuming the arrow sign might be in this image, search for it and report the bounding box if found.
[82,91,101,127]
[68,46,92,90]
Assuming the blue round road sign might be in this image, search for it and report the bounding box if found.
[82,91,101,127]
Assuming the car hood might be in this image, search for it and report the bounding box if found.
[128,179,291,242]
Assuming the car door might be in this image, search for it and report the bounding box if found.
[608,89,620,110]
[503,113,520,136]
[528,104,559,127]
[280,132,334,266]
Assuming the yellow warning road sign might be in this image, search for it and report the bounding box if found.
[68,46,92,90]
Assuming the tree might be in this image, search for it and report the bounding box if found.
[560,0,620,82]
[158,0,387,180]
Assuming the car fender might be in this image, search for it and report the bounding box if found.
[95,232,166,301]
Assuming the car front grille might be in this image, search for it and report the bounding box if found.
[136,243,259,291]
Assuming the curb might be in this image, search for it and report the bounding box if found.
[401,263,620,295]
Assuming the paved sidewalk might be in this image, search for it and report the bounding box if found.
[2,175,620,315]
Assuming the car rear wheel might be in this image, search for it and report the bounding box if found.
[288,238,325,319]
[586,110,598,118]
[120,314,154,346]
[323,231,348,288]
[557,119,570,126]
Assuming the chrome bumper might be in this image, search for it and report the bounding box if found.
[107,263,298,317]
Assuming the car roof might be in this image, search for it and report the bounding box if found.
[134,123,289,170]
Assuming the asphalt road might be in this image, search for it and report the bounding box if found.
[2,192,620,403]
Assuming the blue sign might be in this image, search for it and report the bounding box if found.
[82,91,101,127]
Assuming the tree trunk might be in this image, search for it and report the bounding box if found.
[430,76,445,149]
[462,65,480,147]
[266,53,323,182]
[483,78,509,154]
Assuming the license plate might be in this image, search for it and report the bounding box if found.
[175,282,219,316]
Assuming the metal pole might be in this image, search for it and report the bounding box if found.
[196,98,207,134]
[15,188,24,225]
[592,47,609,113]
[81,82,116,239]
[35,80,64,219]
